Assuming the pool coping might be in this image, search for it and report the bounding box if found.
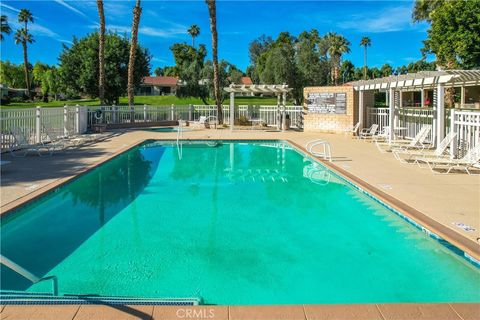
[2,137,479,265]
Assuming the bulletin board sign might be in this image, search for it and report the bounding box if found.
[306,92,347,114]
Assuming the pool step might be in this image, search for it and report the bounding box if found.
[0,292,201,305]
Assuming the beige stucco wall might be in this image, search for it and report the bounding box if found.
[303,86,357,133]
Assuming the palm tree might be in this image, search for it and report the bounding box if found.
[127,0,142,109]
[187,24,200,48]
[96,0,106,105]
[15,9,34,98]
[325,32,350,85]
[205,0,223,124]
[1,15,12,41]
[360,36,371,80]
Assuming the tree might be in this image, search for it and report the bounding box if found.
[127,0,142,108]
[96,0,106,105]
[340,60,355,83]
[170,43,208,103]
[1,15,12,40]
[153,67,163,76]
[187,24,200,48]
[59,32,151,105]
[33,62,50,102]
[420,0,480,69]
[360,36,371,80]
[0,60,31,88]
[412,0,445,22]
[380,63,393,77]
[205,0,223,123]
[324,32,350,85]
[15,9,34,98]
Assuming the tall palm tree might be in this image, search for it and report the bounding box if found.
[127,0,142,109]
[15,9,34,98]
[325,32,350,85]
[360,36,371,80]
[205,0,222,124]
[187,24,200,48]
[96,0,106,105]
[1,15,12,41]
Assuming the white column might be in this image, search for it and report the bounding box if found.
[460,86,465,108]
[75,105,80,134]
[385,90,389,107]
[359,90,364,129]
[436,83,445,147]
[35,106,41,143]
[230,91,235,132]
[449,108,457,158]
[277,94,281,130]
[282,92,287,132]
[388,88,395,141]
[63,105,68,136]
[420,89,425,108]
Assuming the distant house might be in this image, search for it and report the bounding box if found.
[137,76,179,96]
[0,84,28,99]
[240,77,253,85]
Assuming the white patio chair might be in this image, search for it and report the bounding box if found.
[416,144,480,175]
[190,116,208,129]
[376,125,431,153]
[9,127,54,157]
[344,122,360,137]
[393,132,457,164]
[359,124,379,140]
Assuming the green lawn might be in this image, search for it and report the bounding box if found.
[1,96,284,109]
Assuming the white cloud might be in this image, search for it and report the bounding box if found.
[53,0,89,18]
[338,5,420,33]
[91,23,186,38]
[1,3,20,13]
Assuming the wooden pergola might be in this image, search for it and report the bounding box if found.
[224,84,292,131]
[351,70,480,145]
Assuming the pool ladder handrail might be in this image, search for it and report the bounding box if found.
[305,140,332,162]
[1,254,58,296]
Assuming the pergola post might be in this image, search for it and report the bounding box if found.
[281,92,287,132]
[230,91,235,132]
[385,90,389,107]
[388,87,395,141]
[450,108,457,158]
[359,90,364,129]
[436,83,445,147]
[421,89,425,108]
[460,86,465,108]
[277,94,281,130]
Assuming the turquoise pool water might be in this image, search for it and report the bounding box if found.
[1,140,479,305]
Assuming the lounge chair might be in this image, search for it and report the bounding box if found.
[191,116,208,129]
[372,127,390,144]
[393,132,457,164]
[416,144,480,175]
[359,124,379,140]
[9,127,54,157]
[376,125,431,153]
[344,122,360,137]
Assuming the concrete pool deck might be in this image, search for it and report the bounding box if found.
[1,303,479,320]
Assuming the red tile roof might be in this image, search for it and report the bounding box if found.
[241,77,253,85]
[142,76,178,86]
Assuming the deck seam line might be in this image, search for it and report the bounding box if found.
[448,304,465,320]
[375,304,387,320]
[70,304,82,320]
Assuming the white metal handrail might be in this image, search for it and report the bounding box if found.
[1,254,58,295]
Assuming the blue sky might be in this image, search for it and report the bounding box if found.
[0,0,432,73]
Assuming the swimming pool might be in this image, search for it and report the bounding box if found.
[1,140,479,305]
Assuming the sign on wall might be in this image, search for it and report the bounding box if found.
[306,92,347,114]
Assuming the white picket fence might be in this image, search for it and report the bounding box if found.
[86,105,303,129]
[450,109,480,156]
[1,106,86,151]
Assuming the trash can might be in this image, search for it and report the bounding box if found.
[284,114,291,130]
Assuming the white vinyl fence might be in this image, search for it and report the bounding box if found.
[86,105,303,129]
[1,106,86,151]
[366,107,480,157]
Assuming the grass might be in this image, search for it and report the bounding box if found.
[0,96,284,109]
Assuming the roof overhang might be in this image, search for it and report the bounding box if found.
[224,84,292,94]
[352,70,480,91]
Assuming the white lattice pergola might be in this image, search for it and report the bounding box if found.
[351,70,480,144]
[224,84,292,131]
